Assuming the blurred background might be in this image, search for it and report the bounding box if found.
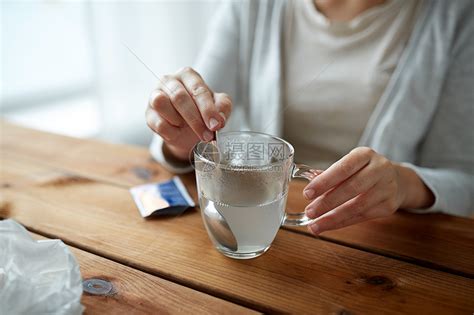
[1,0,220,146]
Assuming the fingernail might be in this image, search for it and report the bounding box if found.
[304,189,315,199]
[203,130,214,142]
[209,118,219,130]
[309,223,319,235]
[219,112,226,122]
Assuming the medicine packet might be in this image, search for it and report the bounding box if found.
[130,176,195,217]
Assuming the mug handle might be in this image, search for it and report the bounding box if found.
[283,164,322,226]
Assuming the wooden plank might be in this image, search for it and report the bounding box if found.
[0,121,172,187]
[2,121,474,277]
[27,233,257,315]
[286,181,474,278]
[1,154,473,314]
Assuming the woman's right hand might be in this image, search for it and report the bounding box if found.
[146,67,232,161]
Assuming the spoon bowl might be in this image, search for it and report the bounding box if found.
[202,202,238,252]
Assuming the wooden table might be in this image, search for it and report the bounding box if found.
[1,121,473,314]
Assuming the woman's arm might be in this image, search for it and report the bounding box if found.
[303,2,474,234]
[395,163,434,209]
[404,1,474,216]
[303,147,435,235]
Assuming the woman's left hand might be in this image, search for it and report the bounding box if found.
[303,147,434,235]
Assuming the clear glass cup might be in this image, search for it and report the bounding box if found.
[193,131,319,259]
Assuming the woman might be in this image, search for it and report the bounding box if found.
[145,0,474,235]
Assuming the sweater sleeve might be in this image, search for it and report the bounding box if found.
[405,2,474,217]
[149,136,194,174]
[401,163,474,217]
[150,1,242,172]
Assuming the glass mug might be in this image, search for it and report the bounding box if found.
[193,131,319,259]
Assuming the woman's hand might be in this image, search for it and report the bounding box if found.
[146,67,232,161]
[303,147,435,235]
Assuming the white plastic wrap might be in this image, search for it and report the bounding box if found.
[0,219,84,315]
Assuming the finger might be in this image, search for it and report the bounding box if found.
[178,67,224,131]
[308,197,398,235]
[306,182,392,233]
[145,106,159,132]
[307,178,391,219]
[145,106,181,142]
[161,76,214,142]
[305,158,386,218]
[304,147,375,199]
[149,89,185,127]
[213,92,233,125]
[310,169,324,176]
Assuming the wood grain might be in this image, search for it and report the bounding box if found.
[28,233,257,315]
[2,153,473,314]
[0,121,172,187]
[285,180,474,278]
[2,121,474,277]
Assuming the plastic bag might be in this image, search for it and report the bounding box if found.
[0,219,84,315]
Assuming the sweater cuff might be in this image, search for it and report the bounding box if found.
[400,163,473,217]
[149,136,194,174]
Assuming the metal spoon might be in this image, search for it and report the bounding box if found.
[202,201,238,252]
[199,131,237,251]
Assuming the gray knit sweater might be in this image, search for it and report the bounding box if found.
[150,0,474,217]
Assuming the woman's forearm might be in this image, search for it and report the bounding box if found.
[395,164,435,210]
[163,142,192,166]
